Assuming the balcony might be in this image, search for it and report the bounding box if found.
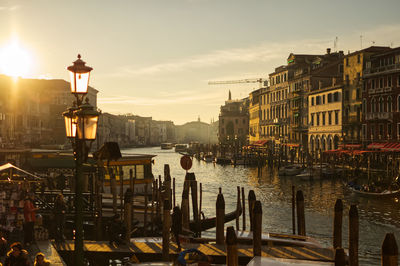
[364,63,400,77]
[365,112,393,120]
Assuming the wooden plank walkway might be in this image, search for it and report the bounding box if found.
[54,240,334,263]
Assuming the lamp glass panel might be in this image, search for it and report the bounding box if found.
[64,116,76,138]
[77,115,98,140]
[69,71,90,94]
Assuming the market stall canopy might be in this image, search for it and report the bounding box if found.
[0,163,42,180]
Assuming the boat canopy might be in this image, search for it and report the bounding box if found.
[0,163,42,180]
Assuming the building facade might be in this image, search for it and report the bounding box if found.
[248,88,262,144]
[342,46,391,145]
[362,47,400,143]
[218,92,249,147]
[308,81,342,155]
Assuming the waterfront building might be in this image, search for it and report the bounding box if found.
[248,88,262,144]
[259,87,270,145]
[308,79,343,155]
[0,75,98,148]
[267,66,291,153]
[362,46,400,144]
[342,46,391,146]
[287,49,343,156]
[218,91,249,147]
[176,119,217,144]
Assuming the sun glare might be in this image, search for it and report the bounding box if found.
[0,39,32,78]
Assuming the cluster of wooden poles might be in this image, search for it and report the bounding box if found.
[123,164,399,265]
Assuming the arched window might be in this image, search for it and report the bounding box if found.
[371,98,375,113]
[263,110,266,120]
[285,104,288,118]
[379,97,384,113]
[266,109,269,120]
[397,95,400,111]
[388,96,392,112]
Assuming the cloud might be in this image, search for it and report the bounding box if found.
[111,38,331,77]
[0,5,20,11]
[98,89,224,106]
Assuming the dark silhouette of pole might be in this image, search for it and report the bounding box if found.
[216,192,225,245]
[333,199,343,248]
[382,233,398,266]
[162,199,171,261]
[334,248,346,266]
[226,226,238,266]
[248,190,256,231]
[296,190,306,236]
[349,204,359,266]
[241,187,246,231]
[253,200,262,256]
[292,185,295,234]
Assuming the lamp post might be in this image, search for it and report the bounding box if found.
[63,55,100,266]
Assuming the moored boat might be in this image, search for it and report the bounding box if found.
[174,144,187,152]
[160,143,174,150]
[279,165,303,176]
[348,185,400,198]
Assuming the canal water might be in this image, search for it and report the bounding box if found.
[124,147,400,265]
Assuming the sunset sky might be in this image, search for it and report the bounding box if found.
[0,0,399,124]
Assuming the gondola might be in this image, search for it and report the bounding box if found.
[189,206,242,232]
[348,185,400,198]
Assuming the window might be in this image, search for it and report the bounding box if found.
[327,93,332,103]
[346,57,349,66]
[335,111,339,125]
[222,119,225,125]
[316,113,320,126]
[388,97,392,112]
[316,96,321,105]
[388,77,392,87]
[243,119,246,124]
[379,97,384,113]
[356,88,360,100]
[235,119,238,124]
[311,114,314,126]
[398,75,400,87]
[357,54,361,63]
[328,112,332,125]
[311,97,315,106]
[344,90,349,101]
[388,124,392,138]
[322,112,326,125]
[398,95,400,111]
[346,74,349,85]
[372,80,375,89]
[357,72,360,81]
[362,124,366,138]
[323,95,326,104]
[372,98,376,113]
[380,78,384,88]
[333,92,340,102]
[398,123,400,137]
[379,124,384,138]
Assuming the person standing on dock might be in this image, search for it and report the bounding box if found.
[171,206,182,251]
[53,194,66,242]
[23,194,37,247]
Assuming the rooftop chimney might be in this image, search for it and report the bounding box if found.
[327,48,331,55]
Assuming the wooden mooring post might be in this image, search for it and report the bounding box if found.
[382,233,398,266]
[333,199,343,248]
[248,190,256,232]
[162,199,171,261]
[198,182,202,237]
[292,185,295,235]
[216,191,225,245]
[253,200,262,257]
[190,177,200,236]
[181,175,190,230]
[236,186,240,231]
[143,183,148,236]
[334,248,346,266]
[349,204,359,266]
[226,226,238,266]
[241,187,246,231]
[296,190,306,236]
[173,177,176,208]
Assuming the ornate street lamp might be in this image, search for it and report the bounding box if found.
[63,55,100,266]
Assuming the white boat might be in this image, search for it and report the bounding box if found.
[160,143,174,149]
[296,169,319,181]
[174,144,187,153]
[279,165,303,176]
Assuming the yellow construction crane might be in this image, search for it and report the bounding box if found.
[208,78,268,87]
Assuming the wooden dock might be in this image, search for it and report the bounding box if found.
[54,239,334,265]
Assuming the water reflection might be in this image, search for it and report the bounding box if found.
[124,147,400,265]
